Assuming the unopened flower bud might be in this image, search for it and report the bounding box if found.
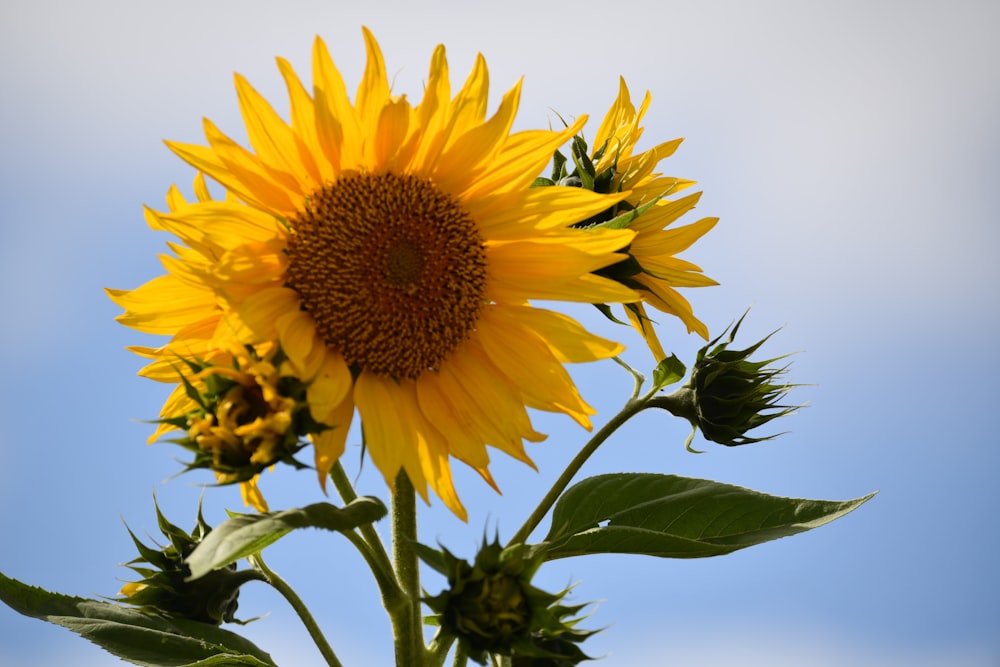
[651,312,801,450]
[424,539,595,665]
[119,499,262,624]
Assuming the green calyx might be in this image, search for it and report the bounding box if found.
[422,539,595,665]
[119,498,263,625]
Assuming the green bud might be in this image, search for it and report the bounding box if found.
[118,498,262,625]
[423,539,595,665]
[651,311,801,450]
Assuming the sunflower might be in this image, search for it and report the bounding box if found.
[109,29,639,519]
[585,78,720,360]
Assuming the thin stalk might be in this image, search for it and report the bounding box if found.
[340,527,405,607]
[611,355,646,400]
[329,461,396,581]
[329,461,411,657]
[392,471,426,667]
[250,552,343,667]
[427,630,457,667]
[508,392,650,547]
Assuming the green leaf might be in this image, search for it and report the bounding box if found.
[0,571,275,667]
[541,473,874,560]
[186,497,387,580]
[178,655,273,667]
[652,354,687,391]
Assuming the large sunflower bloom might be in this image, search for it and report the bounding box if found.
[109,29,639,519]
[591,78,719,359]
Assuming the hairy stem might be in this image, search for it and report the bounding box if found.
[250,552,343,667]
[508,392,650,547]
[392,471,426,666]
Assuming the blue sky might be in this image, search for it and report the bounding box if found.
[1,1,998,665]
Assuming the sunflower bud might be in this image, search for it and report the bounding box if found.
[424,539,595,665]
[159,344,325,489]
[119,499,262,624]
[651,312,800,449]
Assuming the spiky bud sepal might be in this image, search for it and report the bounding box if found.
[118,498,263,625]
[650,311,802,449]
[422,538,596,665]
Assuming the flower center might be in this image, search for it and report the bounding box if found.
[286,172,487,379]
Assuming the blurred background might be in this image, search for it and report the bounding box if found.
[1,1,997,665]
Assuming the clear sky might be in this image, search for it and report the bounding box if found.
[1,1,998,665]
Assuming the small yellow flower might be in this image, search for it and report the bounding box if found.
[158,344,318,511]
[537,80,719,360]
[109,29,639,519]
[591,79,719,356]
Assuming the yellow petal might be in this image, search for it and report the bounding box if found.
[234,73,316,189]
[357,26,392,139]
[313,394,354,488]
[312,36,360,170]
[477,308,596,429]
[494,304,625,363]
[306,348,352,423]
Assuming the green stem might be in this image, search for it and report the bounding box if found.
[250,552,343,667]
[508,391,651,547]
[427,630,457,667]
[330,461,403,596]
[611,355,646,400]
[392,471,425,667]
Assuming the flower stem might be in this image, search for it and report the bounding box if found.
[427,630,457,667]
[250,552,343,667]
[329,462,402,601]
[508,392,650,547]
[392,470,426,667]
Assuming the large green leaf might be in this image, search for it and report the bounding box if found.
[541,473,874,560]
[186,497,386,580]
[0,571,275,667]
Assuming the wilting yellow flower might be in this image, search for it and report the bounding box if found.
[591,79,719,358]
[109,29,639,519]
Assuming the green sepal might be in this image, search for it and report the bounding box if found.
[550,148,568,183]
[412,541,450,577]
[540,473,875,560]
[589,195,661,231]
[569,136,597,191]
[652,354,686,391]
[592,303,630,327]
[185,497,387,580]
[0,571,276,667]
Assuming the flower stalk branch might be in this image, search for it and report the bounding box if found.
[249,552,343,667]
[508,386,654,547]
